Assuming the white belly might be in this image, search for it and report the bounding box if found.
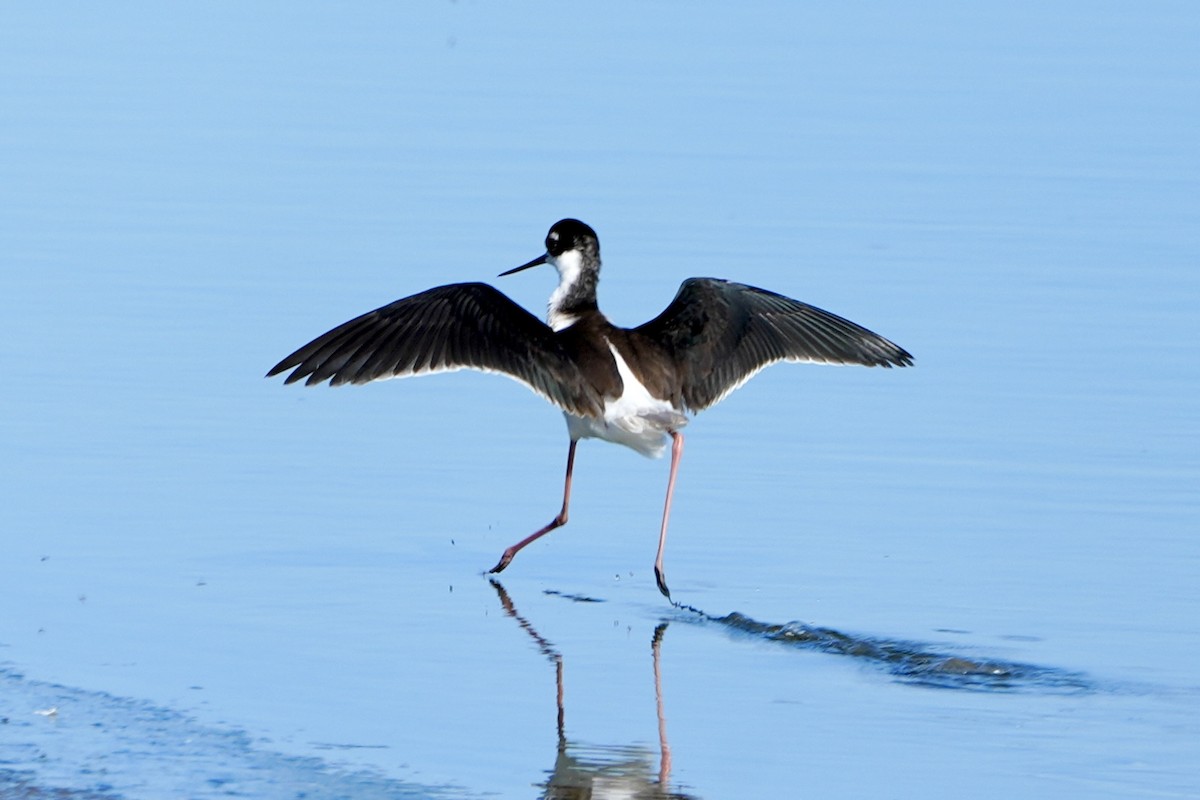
[565,340,688,458]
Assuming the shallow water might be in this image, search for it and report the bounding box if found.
[2,2,1198,798]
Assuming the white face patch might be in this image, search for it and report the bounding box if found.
[550,249,583,281]
[546,249,585,331]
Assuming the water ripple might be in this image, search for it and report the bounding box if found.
[673,605,1092,693]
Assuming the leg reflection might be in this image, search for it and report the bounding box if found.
[488,579,695,799]
[652,622,672,788]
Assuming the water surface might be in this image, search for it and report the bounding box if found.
[2,2,1198,798]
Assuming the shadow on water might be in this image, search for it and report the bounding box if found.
[667,599,1092,694]
[490,580,697,800]
[0,667,465,800]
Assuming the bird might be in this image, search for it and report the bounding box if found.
[267,218,913,597]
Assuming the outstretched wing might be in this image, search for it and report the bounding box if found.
[267,282,603,417]
[635,278,913,412]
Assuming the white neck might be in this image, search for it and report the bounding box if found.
[547,249,584,331]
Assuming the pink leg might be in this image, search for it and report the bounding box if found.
[653,431,684,598]
[490,440,577,574]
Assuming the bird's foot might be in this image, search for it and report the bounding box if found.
[654,566,671,600]
[489,549,516,575]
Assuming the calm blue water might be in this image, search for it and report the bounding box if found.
[2,3,1198,798]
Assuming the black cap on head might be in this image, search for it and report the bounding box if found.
[545,218,597,257]
[499,219,599,277]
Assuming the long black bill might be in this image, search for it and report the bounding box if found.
[498,253,548,277]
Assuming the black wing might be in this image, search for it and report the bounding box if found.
[267,282,603,417]
[635,278,913,412]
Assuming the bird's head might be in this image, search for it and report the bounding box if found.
[500,219,599,280]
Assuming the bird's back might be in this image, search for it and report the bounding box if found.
[554,312,689,457]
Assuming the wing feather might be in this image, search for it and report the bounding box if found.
[635,278,912,412]
[268,282,603,417]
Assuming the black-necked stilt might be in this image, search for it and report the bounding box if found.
[267,219,912,597]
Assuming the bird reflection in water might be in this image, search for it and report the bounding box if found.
[489,579,696,800]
